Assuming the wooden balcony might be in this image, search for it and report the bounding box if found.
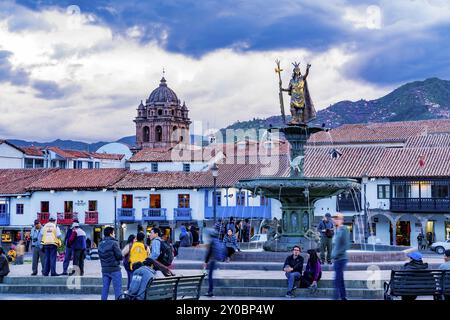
[117,208,135,222]
[142,208,167,221]
[85,211,98,224]
[57,212,78,225]
[37,212,50,225]
[174,208,192,221]
[390,198,450,212]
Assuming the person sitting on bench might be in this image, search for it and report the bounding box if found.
[401,251,428,301]
[120,258,157,300]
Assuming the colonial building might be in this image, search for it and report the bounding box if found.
[134,77,191,149]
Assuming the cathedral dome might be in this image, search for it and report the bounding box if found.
[147,77,179,104]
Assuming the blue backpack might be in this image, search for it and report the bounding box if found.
[212,238,227,262]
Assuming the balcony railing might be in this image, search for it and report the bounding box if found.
[57,212,78,225]
[142,208,167,221]
[0,212,10,226]
[37,212,50,225]
[205,206,271,219]
[117,208,135,222]
[174,208,192,221]
[391,198,450,212]
[85,211,98,224]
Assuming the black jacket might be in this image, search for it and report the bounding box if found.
[403,259,428,270]
[283,254,304,273]
[0,254,10,277]
[98,236,123,273]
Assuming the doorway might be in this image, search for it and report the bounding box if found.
[445,221,450,240]
[396,221,411,246]
[93,227,102,246]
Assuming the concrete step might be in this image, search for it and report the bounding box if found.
[200,287,384,299]
[173,261,442,271]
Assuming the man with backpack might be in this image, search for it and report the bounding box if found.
[129,232,150,271]
[149,228,174,269]
[62,220,78,275]
[318,213,334,264]
[69,223,87,276]
[98,226,123,300]
[203,229,226,297]
[40,216,62,277]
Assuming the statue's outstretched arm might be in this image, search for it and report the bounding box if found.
[304,64,311,79]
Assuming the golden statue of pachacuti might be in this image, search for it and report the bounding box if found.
[276,61,316,125]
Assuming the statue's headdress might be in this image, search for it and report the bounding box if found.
[292,61,301,74]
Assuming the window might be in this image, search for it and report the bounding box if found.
[156,126,163,142]
[143,126,150,142]
[214,191,222,207]
[377,185,390,199]
[64,201,73,213]
[88,162,94,169]
[237,191,246,206]
[40,201,49,213]
[178,194,190,208]
[260,195,269,206]
[51,161,58,168]
[73,161,83,169]
[431,185,449,198]
[25,158,34,168]
[59,161,66,169]
[158,109,163,116]
[151,163,158,172]
[95,162,100,169]
[0,204,6,214]
[34,159,44,168]
[183,163,190,172]
[150,194,161,208]
[122,195,133,208]
[16,204,24,215]
[88,200,97,211]
[393,184,411,198]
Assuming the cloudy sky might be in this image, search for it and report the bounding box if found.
[0,0,449,142]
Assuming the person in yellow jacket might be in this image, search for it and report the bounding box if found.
[41,217,62,276]
[7,247,16,263]
[127,232,150,271]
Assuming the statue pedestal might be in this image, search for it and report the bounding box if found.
[263,235,318,252]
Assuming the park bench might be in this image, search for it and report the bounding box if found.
[384,270,450,300]
[144,274,205,300]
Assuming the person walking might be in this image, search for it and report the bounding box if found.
[0,247,10,283]
[204,229,226,297]
[223,229,240,262]
[71,223,87,276]
[98,226,123,300]
[62,221,78,275]
[417,233,424,250]
[31,220,45,275]
[331,213,350,300]
[242,219,251,243]
[318,213,334,264]
[15,240,25,265]
[121,234,136,289]
[41,216,62,277]
[283,245,304,298]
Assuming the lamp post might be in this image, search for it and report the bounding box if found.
[361,175,369,244]
[211,163,219,224]
[113,188,118,241]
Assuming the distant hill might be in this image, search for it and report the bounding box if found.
[6,78,450,150]
[224,77,450,131]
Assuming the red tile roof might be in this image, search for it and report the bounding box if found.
[90,152,125,160]
[309,119,450,145]
[113,161,290,189]
[27,169,128,191]
[404,134,450,148]
[21,146,45,157]
[0,169,57,195]
[47,147,92,159]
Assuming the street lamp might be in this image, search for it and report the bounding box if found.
[361,175,369,244]
[211,163,219,224]
[113,188,118,242]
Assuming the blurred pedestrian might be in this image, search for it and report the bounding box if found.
[331,213,350,300]
[15,240,25,265]
[204,229,226,297]
[0,247,10,283]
